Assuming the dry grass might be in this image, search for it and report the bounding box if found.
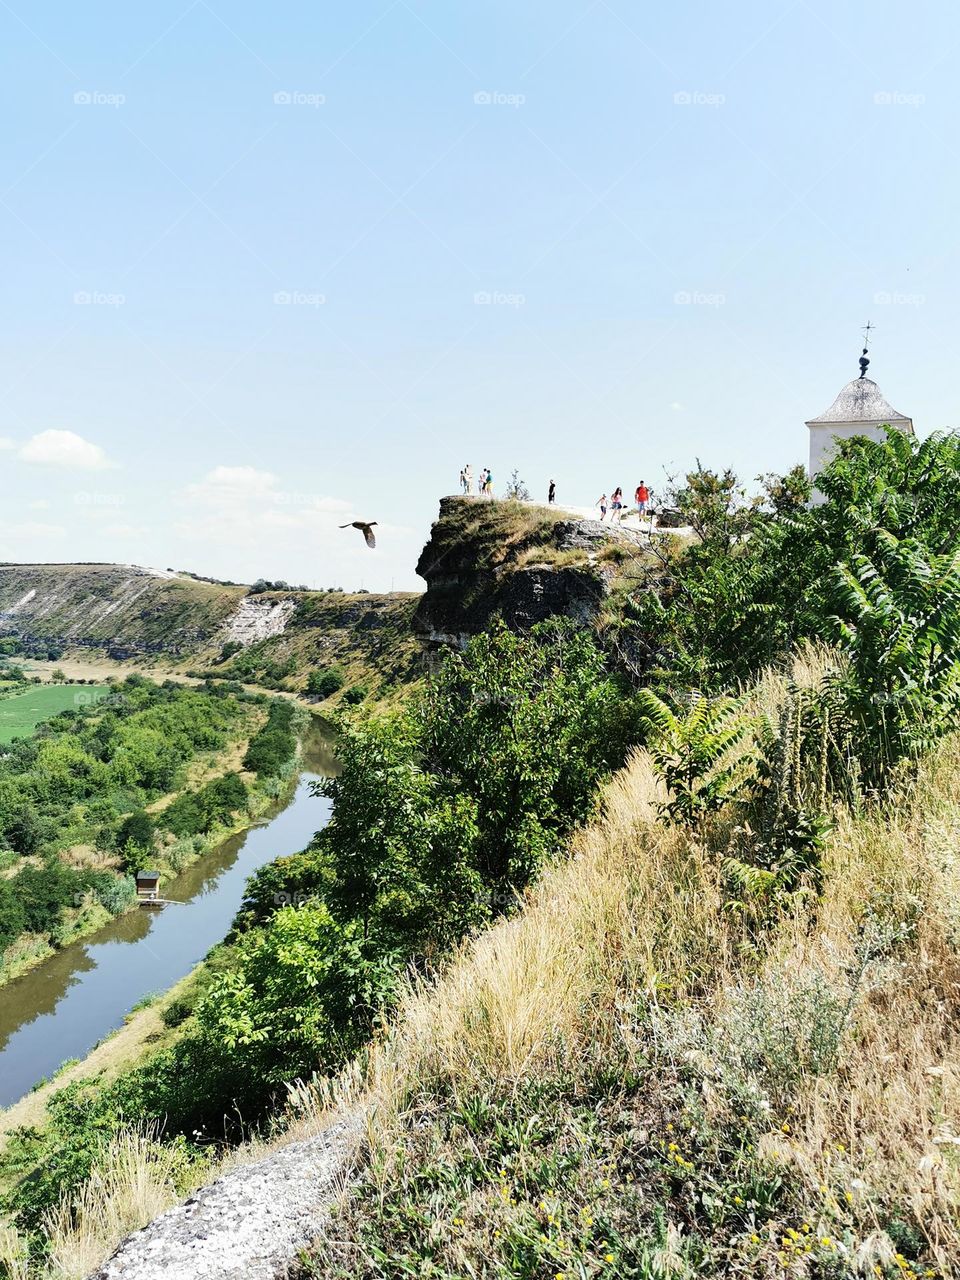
[302,651,960,1276]
[0,1130,208,1280]
[11,649,960,1278]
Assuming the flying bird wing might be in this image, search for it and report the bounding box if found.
[362,525,376,548]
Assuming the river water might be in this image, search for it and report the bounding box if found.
[0,726,337,1110]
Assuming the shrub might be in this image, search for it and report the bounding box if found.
[340,684,368,705]
[306,668,344,699]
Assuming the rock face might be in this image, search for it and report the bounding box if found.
[224,597,297,647]
[89,1117,361,1280]
[413,497,645,649]
[0,564,245,657]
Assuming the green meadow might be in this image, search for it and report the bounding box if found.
[0,685,110,744]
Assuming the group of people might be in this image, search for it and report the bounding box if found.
[459,464,494,496]
[456,467,651,523]
[596,482,650,521]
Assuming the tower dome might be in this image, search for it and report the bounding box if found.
[805,349,913,499]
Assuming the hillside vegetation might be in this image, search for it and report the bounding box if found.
[3,431,960,1279]
[0,564,423,703]
[0,678,303,987]
[0,566,244,657]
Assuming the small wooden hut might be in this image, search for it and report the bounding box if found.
[135,870,161,902]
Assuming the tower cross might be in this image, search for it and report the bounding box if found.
[859,321,875,377]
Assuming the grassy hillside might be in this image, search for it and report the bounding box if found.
[0,565,424,701]
[0,565,245,657]
[198,590,423,702]
[5,437,960,1279]
[301,674,960,1278]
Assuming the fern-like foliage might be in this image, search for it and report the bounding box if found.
[829,531,960,786]
[638,689,758,827]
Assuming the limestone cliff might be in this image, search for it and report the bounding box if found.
[413,496,646,648]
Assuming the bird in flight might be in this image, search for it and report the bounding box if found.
[340,520,378,548]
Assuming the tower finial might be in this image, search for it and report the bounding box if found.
[859,320,875,378]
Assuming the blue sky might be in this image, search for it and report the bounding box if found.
[0,0,956,590]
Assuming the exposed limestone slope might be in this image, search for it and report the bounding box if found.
[0,564,245,657]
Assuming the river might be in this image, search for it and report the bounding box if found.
[0,725,337,1110]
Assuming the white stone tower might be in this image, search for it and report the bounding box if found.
[805,337,913,501]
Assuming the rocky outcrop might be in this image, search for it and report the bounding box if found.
[224,597,297,647]
[89,1116,361,1280]
[413,497,646,648]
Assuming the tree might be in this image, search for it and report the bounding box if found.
[830,531,960,786]
[306,668,344,699]
[504,469,531,502]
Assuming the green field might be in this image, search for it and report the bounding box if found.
[0,686,110,744]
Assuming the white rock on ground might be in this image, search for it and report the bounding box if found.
[89,1116,361,1280]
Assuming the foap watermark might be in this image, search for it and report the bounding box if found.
[75,491,125,507]
[273,290,326,307]
[273,90,326,107]
[674,289,725,307]
[673,90,725,107]
[74,90,125,108]
[874,290,925,307]
[873,90,925,108]
[474,290,525,308]
[73,690,128,709]
[473,89,525,107]
[74,290,125,307]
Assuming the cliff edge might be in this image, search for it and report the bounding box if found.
[413,496,646,648]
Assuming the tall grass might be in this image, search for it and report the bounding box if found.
[0,1130,205,1280]
[305,651,960,1275]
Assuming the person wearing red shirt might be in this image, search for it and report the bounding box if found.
[635,481,650,515]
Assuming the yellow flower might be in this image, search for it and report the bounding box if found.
[605,1255,615,1264]
[821,1236,833,1248]
[781,1122,791,1133]
[751,1234,760,1244]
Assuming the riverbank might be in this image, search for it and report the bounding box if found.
[0,727,335,1113]
[0,700,275,993]
[0,966,199,1155]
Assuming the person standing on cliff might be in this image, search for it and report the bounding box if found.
[596,493,608,520]
[635,480,649,515]
[465,463,474,495]
[548,479,556,504]
[610,486,623,520]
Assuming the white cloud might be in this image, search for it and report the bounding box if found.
[100,523,147,538]
[28,498,51,510]
[0,521,66,539]
[18,429,116,471]
[0,437,15,451]
[669,401,684,412]
[178,466,351,544]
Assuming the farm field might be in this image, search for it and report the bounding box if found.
[0,685,109,744]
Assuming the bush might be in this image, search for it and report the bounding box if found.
[306,668,344,699]
[341,684,368,706]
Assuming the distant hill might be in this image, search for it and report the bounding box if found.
[0,562,423,700]
[0,563,245,658]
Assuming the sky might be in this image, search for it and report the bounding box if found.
[0,0,957,592]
